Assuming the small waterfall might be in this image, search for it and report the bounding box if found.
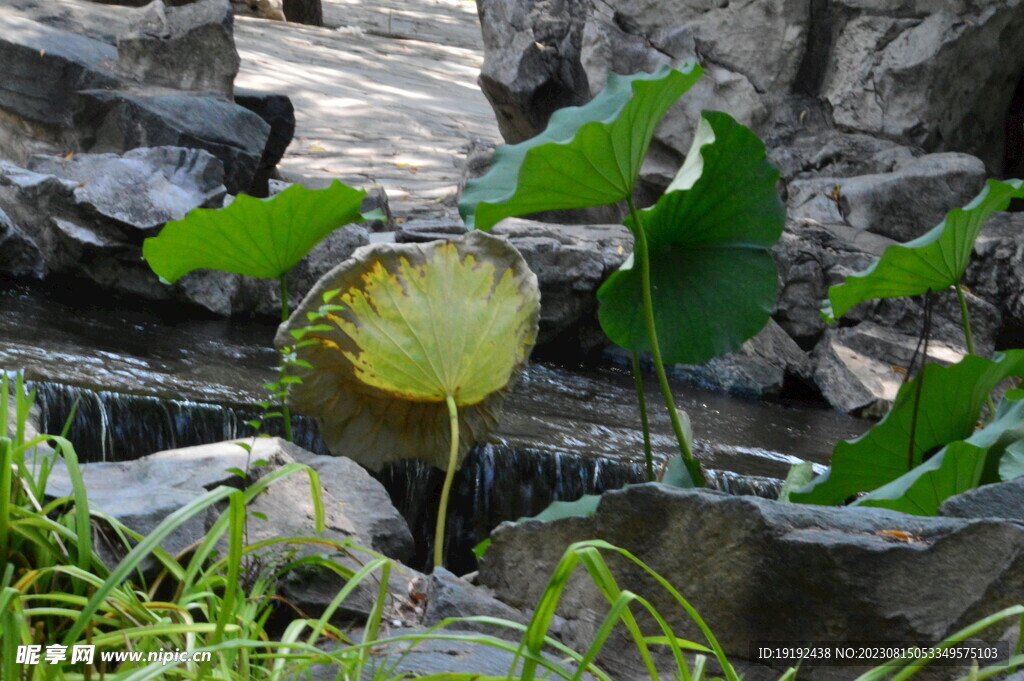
[26,380,787,572]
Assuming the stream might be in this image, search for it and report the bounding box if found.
[1,283,869,570]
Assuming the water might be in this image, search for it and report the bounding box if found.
[2,283,868,569]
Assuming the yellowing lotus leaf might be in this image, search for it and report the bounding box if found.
[275,231,540,471]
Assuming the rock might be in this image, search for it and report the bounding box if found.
[768,130,920,185]
[233,89,296,195]
[823,2,1024,172]
[312,627,574,680]
[422,567,530,640]
[282,0,323,26]
[43,438,415,595]
[966,212,1024,342]
[76,89,271,194]
[288,447,415,561]
[0,208,46,280]
[812,327,904,417]
[670,319,813,400]
[478,484,1024,680]
[27,146,226,236]
[359,184,394,232]
[939,478,1024,523]
[0,16,120,162]
[838,153,987,241]
[117,0,240,98]
[772,219,891,345]
[491,218,632,358]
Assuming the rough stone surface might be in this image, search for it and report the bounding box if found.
[0,207,46,280]
[966,212,1024,343]
[27,147,226,235]
[422,567,530,640]
[671,319,813,400]
[233,88,296,194]
[477,0,1024,180]
[771,219,890,345]
[939,478,1024,523]
[479,484,1024,680]
[76,89,271,194]
[823,1,1024,172]
[117,0,240,98]
[812,327,905,417]
[838,153,988,241]
[0,15,120,162]
[491,218,632,357]
[44,439,415,589]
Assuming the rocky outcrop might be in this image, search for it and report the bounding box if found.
[116,0,240,97]
[475,0,1024,176]
[940,477,1024,523]
[0,0,283,195]
[44,437,415,566]
[479,484,1024,680]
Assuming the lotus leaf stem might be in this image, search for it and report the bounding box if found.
[435,393,460,568]
[955,283,997,419]
[279,275,294,443]
[627,197,704,486]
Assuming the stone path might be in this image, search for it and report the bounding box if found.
[233,0,501,219]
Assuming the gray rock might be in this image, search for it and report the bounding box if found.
[0,208,46,280]
[233,88,296,194]
[422,567,530,640]
[44,438,415,605]
[76,89,271,194]
[823,2,1024,172]
[812,327,905,417]
[117,0,240,98]
[939,478,1024,522]
[769,130,920,185]
[491,218,632,357]
[27,146,226,236]
[479,484,1024,679]
[966,212,1024,341]
[838,153,987,241]
[772,219,891,345]
[671,319,812,400]
[0,16,120,162]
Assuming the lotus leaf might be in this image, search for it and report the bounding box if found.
[459,64,702,231]
[824,179,1024,323]
[597,112,785,365]
[275,231,540,472]
[144,181,375,282]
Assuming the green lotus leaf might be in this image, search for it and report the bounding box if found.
[275,231,540,472]
[597,112,785,365]
[792,350,1024,506]
[824,179,1024,323]
[459,64,703,231]
[144,181,375,282]
[999,438,1024,481]
[854,394,1024,515]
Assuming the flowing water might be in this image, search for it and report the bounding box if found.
[1,283,869,570]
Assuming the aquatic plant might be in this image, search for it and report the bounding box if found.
[276,231,540,567]
[143,181,381,440]
[794,180,1024,512]
[461,66,786,485]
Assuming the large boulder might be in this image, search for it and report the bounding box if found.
[76,89,270,194]
[116,0,240,98]
[27,146,226,235]
[822,0,1024,172]
[939,477,1024,523]
[44,437,415,566]
[966,212,1024,343]
[475,0,1024,175]
[0,15,120,162]
[479,484,1024,680]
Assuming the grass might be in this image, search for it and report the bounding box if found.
[3,371,1022,681]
